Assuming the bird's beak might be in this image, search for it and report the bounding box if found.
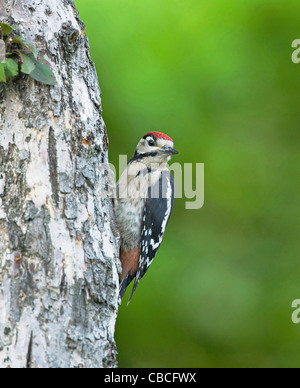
[162,146,179,155]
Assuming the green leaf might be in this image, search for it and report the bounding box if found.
[0,63,6,82]
[11,36,38,58]
[12,36,27,46]
[29,57,56,85]
[4,58,19,78]
[20,53,36,74]
[27,44,38,59]
[0,39,5,63]
[0,22,16,37]
[14,35,25,41]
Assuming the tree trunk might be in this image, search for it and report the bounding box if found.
[0,0,120,368]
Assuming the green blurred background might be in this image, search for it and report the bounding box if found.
[75,0,300,367]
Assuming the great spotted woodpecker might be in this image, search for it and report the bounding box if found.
[115,131,178,304]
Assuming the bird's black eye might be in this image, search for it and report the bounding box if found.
[148,139,155,146]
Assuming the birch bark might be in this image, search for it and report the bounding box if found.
[0,0,120,368]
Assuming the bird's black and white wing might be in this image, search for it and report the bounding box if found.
[128,169,174,303]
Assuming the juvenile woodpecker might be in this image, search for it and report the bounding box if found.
[115,131,178,304]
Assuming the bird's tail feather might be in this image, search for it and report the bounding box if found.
[119,275,134,300]
[127,278,140,305]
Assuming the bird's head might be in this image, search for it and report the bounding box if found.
[134,131,178,164]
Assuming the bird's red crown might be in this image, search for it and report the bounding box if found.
[143,131,173,142]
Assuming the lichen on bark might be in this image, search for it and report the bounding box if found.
[0,0,120,368]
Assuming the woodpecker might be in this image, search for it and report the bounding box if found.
[115,131,178,304]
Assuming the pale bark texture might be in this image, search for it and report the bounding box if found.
[0,0,120,368]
